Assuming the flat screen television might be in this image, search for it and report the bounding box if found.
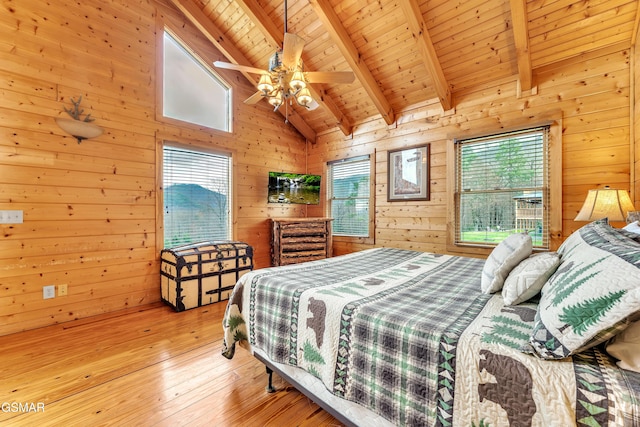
[268,172,321,205]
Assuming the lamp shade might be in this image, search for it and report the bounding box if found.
[574,187,636,222]
[257,74,274,93]
[55,117,103,143]
[289,70,306,91]
[296,87,313,106]
[268,89,282,107]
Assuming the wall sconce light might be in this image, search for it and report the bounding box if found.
[574,186,636,223]
[55,96,103,143]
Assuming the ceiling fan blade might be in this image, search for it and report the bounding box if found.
[244,91,264,105]
[213,61,268,75]
[305,71,355,84]
[282,33,305,68]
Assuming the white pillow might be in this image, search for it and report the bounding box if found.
[622,221,640,234]
[606,321,640,373]
[481,233,532,294]
[502,252,560,305]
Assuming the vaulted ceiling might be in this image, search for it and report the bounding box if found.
[169,0,640,143]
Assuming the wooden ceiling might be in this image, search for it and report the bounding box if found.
[169,0,640,143]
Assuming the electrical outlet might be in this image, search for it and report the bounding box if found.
[58,284,68,296]
[0,210,23,224]
[43,285,55,299]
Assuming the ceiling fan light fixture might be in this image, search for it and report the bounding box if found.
[268,90,283,107]
[257,74,274,93]
[296,87,313,107]
[289,69,306,91]
[213,0,354,121]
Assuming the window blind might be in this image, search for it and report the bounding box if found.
[329,156,371,237]
[455,126,550,248]
[163,145,231,247]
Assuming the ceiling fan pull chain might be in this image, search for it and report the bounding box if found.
[284,99,289,124]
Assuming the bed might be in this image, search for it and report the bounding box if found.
[222,221,640,426]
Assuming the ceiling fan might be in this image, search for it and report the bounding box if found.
[213,0,354,111]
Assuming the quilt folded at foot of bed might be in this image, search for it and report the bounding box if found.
[222,247,640,427]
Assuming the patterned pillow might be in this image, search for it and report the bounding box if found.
[502,252,560,305]
[528,221,640,359]
[481,233,532,294]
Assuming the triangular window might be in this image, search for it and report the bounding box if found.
[162,31,231,132]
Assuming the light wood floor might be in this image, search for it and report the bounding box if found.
[1,301,342,426]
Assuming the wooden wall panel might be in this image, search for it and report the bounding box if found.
[309,46,631,257]
[634,43,640,207]
[0,0,307,336]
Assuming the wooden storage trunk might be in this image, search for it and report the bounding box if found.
[160,241,253,311]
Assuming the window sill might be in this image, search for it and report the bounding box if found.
[333,235,375,246]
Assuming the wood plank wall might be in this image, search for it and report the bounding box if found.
[307,45,633,257]
[0,0,308,336]
[634,43,640,206]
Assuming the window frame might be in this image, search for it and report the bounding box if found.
[156,23,233,134]
[446,117,562,255]
[326,154,376,244]
[157,139,235,252]
[456,126,550,248]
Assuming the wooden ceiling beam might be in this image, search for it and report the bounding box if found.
[236,0,353,136]
[509,0,533,91]
[309,0,395,126]
[400,0,452,111]
[168,0,316,142]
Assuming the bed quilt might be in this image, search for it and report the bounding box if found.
[222,248,640,426]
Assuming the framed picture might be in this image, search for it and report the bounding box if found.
[387,144,430,201]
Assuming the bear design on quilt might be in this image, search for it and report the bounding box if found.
[501,306,536,322]
[361,278,385,286]
[307,297,326,348]
[478,349,536,427]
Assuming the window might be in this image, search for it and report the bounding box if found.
[163,145,232,247]
[162,30,231,131]
[328,155,371,237]
[455,126,550,248]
